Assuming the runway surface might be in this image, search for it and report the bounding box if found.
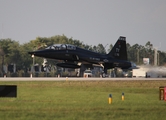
[0,77,166,81]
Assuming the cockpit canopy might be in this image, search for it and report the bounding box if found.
[46,44,76,50]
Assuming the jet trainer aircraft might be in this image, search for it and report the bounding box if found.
[28,36,137,77]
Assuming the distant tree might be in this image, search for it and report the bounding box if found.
[145,41,153,50]
[144,41,154,65]
[92,45,98,52]
[107,44,113,53]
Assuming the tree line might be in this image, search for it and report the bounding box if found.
[0,35,166,77]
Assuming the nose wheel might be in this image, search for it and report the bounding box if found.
[102,73,106,78]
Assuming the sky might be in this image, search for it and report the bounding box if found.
[0,0,166,51]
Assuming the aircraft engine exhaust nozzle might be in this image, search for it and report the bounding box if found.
[129,62,139,70]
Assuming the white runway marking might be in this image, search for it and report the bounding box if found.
[0,77,166,81]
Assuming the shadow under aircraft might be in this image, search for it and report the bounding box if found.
[28,36,137,77]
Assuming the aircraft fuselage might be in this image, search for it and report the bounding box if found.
[29,44,132,69]
[28,37,137,75]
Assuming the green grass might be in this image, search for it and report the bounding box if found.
[0,80,166,120]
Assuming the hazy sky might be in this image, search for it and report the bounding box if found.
[0,0,166,51]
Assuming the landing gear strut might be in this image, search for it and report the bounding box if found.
[102,68,108,78]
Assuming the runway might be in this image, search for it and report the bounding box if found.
[0,77,166,81]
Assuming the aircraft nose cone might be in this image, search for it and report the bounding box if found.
[28,51,35,55]
[28,50,48,57]
[28,50,43,56]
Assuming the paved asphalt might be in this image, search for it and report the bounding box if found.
[0,77,166,81]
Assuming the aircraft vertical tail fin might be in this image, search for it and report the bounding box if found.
[108,36,127,60]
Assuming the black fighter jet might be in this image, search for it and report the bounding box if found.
[28,36,137,76]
